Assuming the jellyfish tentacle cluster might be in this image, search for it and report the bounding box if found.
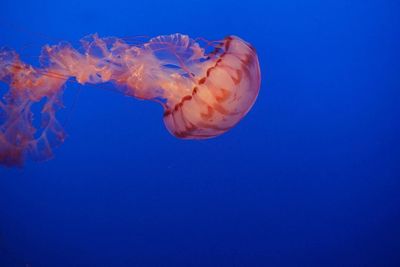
[0,33,261,166]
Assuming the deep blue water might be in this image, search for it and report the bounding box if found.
[0,0,399,266]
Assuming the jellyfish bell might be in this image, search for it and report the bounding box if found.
[0,33,261,166]
[161,35,261,139]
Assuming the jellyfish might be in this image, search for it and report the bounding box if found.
[0,33,261,167]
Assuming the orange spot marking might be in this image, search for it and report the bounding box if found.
[215,88,231,103]
[181,95,192,103]
[200,105,214,119]
[198,77,206,85]
[232,69,242,85]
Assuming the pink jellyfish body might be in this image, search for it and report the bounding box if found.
[0,33,261,166]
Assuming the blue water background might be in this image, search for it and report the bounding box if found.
[0,0,399,266]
